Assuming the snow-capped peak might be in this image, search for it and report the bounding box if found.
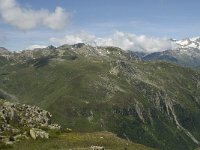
[176,39,190,46]
[190,36,200,42]
[175,37,200,49]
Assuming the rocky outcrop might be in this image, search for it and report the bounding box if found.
[29,128,49,140]
[0,99,60,145]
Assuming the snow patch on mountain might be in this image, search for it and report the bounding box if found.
[175,37,200,49]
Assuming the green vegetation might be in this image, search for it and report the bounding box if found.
[0,131,155,150]
[1,45,200,149]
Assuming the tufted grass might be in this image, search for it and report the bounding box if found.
[0,131,155,150]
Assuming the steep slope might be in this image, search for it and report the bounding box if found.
[1,44,200,149]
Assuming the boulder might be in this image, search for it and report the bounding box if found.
[0,99,61,145]
[30,128,49,140]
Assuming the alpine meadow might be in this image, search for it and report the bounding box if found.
[1,0,200,150]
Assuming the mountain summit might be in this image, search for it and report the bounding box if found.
[175,37,200,49]
[138,37,200,68]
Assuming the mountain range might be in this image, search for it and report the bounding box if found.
[137,37,200,68]
[0,42,200,150]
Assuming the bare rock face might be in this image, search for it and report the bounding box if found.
[0,99,60,145]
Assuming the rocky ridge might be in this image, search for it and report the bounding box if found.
[1,44,200,149]
[0,44,140,65]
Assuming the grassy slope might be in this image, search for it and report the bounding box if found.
[1,49,200,150]
[0,131,155,150]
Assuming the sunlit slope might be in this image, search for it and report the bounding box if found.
[1,45,200,149]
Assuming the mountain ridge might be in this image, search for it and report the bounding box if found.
[2,36,200,68]
[137,37,200,68]
[1,44,200,149]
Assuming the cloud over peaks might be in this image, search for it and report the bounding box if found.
[26,45,47,50]
[50,31,177,52]
[0,0,70,30]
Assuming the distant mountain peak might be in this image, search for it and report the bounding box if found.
[46,45,56,49]
[0,47,9,52]
[137,36,200,68]
[175,37,200,49]
[71,43,86,48]
[0,47,10,55]
[190,36,200,42]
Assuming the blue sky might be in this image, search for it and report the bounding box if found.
[0,0,200,51]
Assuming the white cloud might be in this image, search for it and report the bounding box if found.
[49,31,177,52]
[26,44,47,50]
[50,31,96,45]
[0,0,70,30]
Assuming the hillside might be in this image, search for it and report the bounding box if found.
[0,99,154,150]
[0,44,200,149]
[2,131,155,150]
